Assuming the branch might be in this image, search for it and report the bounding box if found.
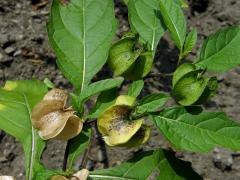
[80,122,95,169]
[62,140,70,171]
[92,121,109,168]
[144,72,173,80]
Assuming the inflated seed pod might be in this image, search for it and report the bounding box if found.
[195,76,218,104]
[172,63,196,87]
[172,70,217,106]
[123,51,153,80]
[172,70,208,106]
[31,88,83,140]
[97,95,145,146]
[172,63,218,106]
[108,32,143,77]
[108,32,153,80]
[118,125,151,147]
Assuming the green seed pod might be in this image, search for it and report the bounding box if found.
[172,70,209,106]
[108,33,143,77]
[195,76,218,104]
[172,63,196,87]
[172,63,218,106]
[108,32,153,80]
[123,51,153,80]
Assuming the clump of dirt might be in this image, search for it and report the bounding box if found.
[0,0,240,179]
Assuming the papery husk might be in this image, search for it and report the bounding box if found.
[118,125,151,147]
[31,100,65,129]
[50,175,68,180]
[71,169,89,180]
[43,88,68,102]
[97,95,144,146]
[54,115,83,141]
[31,88,83,140]
[0,176,15,180]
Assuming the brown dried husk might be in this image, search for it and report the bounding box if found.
[31,88,83,140]
[0,176,15,180]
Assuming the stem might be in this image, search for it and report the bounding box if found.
[81,120,109,169]
[93,122,109,168]
[80,124,94,169]
[84,118,97,125]
[144,72,173,80]
[62,140,70,171]
[178,54,183,65]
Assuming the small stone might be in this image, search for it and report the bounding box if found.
[15,34,24,41]
[4,47,16,55]
[0,34,8,46]
[16,3,22,9]
[235,68,240,74]
[0,53,3,61]
[0,56,13,63]
[13,50,22,57]
[213,148,233,171]
[0,156,8,162]
[32,16,42,23]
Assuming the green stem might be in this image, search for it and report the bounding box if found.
[80,122,95,169]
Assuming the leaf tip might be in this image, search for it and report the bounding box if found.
[3,81,17,91]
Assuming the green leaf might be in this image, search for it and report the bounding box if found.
[135,93,169,114]
[87,88,118,119]
[77,78,123,112]
[152,107,240,152]
[127,80,144,97]
[79,78,123,102]
[0,80,48,180]
[157,150,202,180]
[196,26,240,72]
[159,0,187,51]
[182,28,197,57]
[67,126,92,170]
[172,70,209,106]
[174,0,189,8]
[89,149,201,180]
[33,168,60,180]
[89,150,162,179]
[128,0,165,52]
[47,0,117,92]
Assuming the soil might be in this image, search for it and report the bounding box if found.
[0,0,240,179]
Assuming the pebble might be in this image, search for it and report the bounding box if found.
[4,47,16,55]
[0,53,3,61]
[13,49,22,57]
[213,148,233,171]
[15,34,24,41]
[0,34,8,46]
[0,156,8,162]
